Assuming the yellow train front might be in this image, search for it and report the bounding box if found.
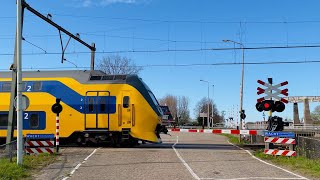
[0,70,167,146]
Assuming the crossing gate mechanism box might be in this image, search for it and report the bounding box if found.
[264,131,296,157]
[25,134,55,154]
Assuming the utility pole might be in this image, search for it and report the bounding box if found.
[16,0,23,165]
[211,85,214,127]
[223,39,245,130]
[11,0,97,165]
[200,80,210,128]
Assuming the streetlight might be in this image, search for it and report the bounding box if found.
[223,39,245,130]
[200,80,210,128]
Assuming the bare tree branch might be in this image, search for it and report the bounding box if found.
[97,54,143,75]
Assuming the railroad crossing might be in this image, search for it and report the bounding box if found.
[34,132,309,180]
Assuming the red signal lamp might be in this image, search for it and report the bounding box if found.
[262,100,274,111]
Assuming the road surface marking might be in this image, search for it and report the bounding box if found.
[227,141,308,180]
[172,136,200,180]
[62,148,100,180]
[201,177,307,180]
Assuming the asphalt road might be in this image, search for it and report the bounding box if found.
[35,132,310,180]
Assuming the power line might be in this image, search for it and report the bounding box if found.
[3,33,320,46]
[51,14,320,24]
[3,14,320,24]
[3,32,320,47]
[1,44,320,56]
[0,59,319,72]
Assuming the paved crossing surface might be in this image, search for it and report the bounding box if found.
[35,132,310,180]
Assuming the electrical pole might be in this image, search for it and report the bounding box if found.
[211,85,214,127]
[16,0,23,165]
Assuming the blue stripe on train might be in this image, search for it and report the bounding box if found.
[0,81,116,114]
[0,111,46,130]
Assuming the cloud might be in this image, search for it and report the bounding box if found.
[82,0,92,7]
[71,0,146,7]
[100,0,137,6]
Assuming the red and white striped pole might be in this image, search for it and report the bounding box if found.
[51,98,62,153]
[56,114,59,153]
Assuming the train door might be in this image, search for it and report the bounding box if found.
[119,91,132,128]
[85,91,110,129]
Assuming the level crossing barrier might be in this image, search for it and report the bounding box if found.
[264,131,296,157]
[169,128,261,135]
[24,134,55,154]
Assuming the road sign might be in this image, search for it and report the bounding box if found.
[199,113,207,117]
[26,134,55,139]
[264,131,295,138]
[14,94,29,110]
[257,79,289,103]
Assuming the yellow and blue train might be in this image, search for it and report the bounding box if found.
[0,70,167,146]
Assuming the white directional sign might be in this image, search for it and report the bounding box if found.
[284,96,320,103]
[199,113,208,117]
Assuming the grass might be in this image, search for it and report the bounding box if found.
[254,150,320,178]
[221,134,320,179]
[220,134,250,145]
[0,153,57,179]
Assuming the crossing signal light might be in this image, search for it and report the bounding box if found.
[262,100,273,111]
[256,102,264,112]
[240,110,246,119]
[255,100,285,112]
[274,101,285,112]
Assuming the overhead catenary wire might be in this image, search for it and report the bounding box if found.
[50,14,320,24]
[1,44,320,56]
[0,59,319,72]
[3,13,320,24]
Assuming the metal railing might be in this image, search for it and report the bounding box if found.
[246,123,320,131]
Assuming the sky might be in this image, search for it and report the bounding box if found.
[1,0,320,125]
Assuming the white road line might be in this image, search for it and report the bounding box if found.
[172,136,200,180]
[227,141,308,180]
[201,177,306,180]
[62,148,99,180]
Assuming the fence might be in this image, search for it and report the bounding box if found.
[0,140,17,161]
[296,136,320,159]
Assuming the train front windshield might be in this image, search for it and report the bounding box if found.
[141,80,163,115]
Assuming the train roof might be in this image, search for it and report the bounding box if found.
[0,70,140,84]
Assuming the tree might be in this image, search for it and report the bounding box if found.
[97,55,143,75]
[159,95,190,125]
[159,94,178,123]
[177,96,190,125]
[311,105,320,124]
[194,97,223,126]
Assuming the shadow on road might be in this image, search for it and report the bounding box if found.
[135,143,239,150]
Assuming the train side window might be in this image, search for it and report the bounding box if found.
[33,82,42,91]
[123,96,130,108]
[30,114,39,128]
[2,83,11,92]
[100,98,106,112]
[0,114,8,126]
[89,98,94,112]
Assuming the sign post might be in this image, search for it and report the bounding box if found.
[51,98,63,153]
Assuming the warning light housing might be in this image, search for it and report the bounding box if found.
[255,100,285,112]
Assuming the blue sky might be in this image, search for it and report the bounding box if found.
[1,0,320,124]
